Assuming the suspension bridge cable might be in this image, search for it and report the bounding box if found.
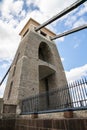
[51,24,87,40]
[0,66,11,86]
[35,0,86,31]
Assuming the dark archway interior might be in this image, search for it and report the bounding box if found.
[39,42,53,64]
[39,42,56,108]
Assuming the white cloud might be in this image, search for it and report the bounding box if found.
[1,63,8,69]
[1,0,12,18]
[73,37,81,49]
[64,1,87,29]
[0,0,80,63]
[0,74,8,98]
[73,18,87,28]
[0,0,79,34]
[0,75,6,98]
[1,0,24,18]
[26,0,40,7]
[78,2,87,16]
[16,9,49,34]
[65,64,87,82]
[0,83,6,98]
[0,20,20,60]
[14,0,78,34]
[65,15,77,27]
[25,0,77,30]
[0,60,11,70]
[38,0,77,17]
[74,43,79,48]
[58,37,65,42]
[61,57,64,62]
[10,0,24,15]
[20,10,26,18]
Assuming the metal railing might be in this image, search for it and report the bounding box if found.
[21,78,87,115]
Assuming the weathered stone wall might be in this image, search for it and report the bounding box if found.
[3,28,67,115]
[74,110,87,118]
[20,110,87,119]
[0,98,3,118]
[15,118,87,130]
[0,117,86,130]
[0,119,15,130]
[38,111,87,119]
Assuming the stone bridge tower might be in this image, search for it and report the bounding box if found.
[3,18,67,114]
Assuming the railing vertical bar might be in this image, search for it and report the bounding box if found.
[84,78,87,105]
[21,77,87,115]
[68,83,74,107]
[71,82,77,107]
[74,81,80,107]
[76,80,83,107]
[80,80,85,105]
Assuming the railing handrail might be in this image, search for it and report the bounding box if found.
[21,77,87,115]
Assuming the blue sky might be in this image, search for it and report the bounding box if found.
[57,29,87,70]
[0,0,87,97]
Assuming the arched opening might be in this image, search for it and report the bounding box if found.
[39,42,56,93]
[39,42,53,64]
[39,42,56,109]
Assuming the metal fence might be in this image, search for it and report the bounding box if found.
[21,78,87,115]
